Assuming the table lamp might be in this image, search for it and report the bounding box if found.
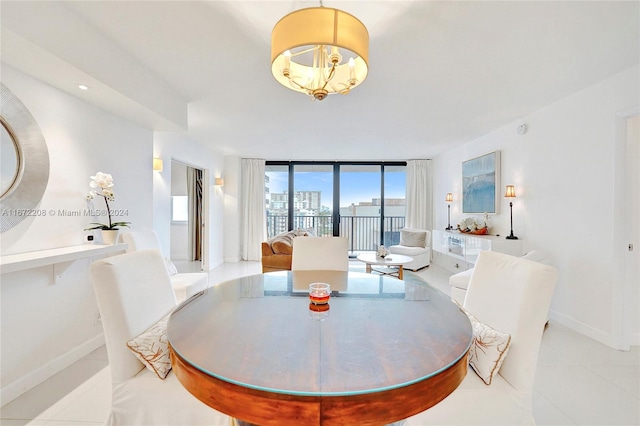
[445,193,453,230]
[504,185,518,240]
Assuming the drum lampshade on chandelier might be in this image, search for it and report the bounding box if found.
[271,6,369,101]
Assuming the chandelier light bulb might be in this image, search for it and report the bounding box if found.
[283,50,291,77]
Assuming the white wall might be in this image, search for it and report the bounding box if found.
[170,161,188,259]
[153,133,225,270]
[433,65,639,348]
[0,64,153,402]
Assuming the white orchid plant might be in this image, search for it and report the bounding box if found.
[84,172,131,231]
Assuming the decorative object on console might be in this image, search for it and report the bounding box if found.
[504,185,518,240]
[376,245,389,258]
[271,4,369,101]
[457,215,489,235]
[84,172,130,244]
[445,193,453,230]
[462,151,500,214]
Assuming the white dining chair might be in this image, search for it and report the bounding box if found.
[405,250,558,425]
[291,236,349,271]
[90,249,229,425]
[120,229,208,303]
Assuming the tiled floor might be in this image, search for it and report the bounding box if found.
[1,261,638,425]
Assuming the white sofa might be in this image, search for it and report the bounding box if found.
[120,230,208,303]
[450,250,548,305]
[389,228,431,271]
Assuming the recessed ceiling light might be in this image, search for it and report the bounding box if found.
[78,84,89,90]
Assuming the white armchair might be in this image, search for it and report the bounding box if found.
[389,228,431,270]
[90,250,229,425]
[405,251,558,425]
[121,230,208,303]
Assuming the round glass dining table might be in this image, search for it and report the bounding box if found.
[167,270,472,426]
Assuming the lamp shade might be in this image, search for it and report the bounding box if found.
[445,193,453,203]
[271,7,369,100]
[153,158,163,172]
[215,178,224,187]
[504,185,516,198]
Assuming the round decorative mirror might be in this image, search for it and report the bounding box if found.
[0,83,50,233]
[0,117,21,197]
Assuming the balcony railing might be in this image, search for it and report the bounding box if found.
[266,214,406,253]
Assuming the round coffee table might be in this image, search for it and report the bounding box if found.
[356,252,414,280]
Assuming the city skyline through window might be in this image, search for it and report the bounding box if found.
[267,168,406,209]
[265,162,406,251]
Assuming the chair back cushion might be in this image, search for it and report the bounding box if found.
[121,230,162,253]
[463,251,557,392]
[90,249,177,383]
[399,228,430,248]
[292,237,349,271]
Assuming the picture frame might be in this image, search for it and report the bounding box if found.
[462,150,500,214]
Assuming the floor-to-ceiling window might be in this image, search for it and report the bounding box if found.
[339,165,381,252]
[293,164,334,236]
[265,162,406,254]
[383,164,407,247]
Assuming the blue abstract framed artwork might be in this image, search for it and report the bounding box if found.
[462,151,501,214]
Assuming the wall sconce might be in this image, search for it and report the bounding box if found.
[153,158,163,172]
[504,185,518,240]
[215,178,224,187]
[445,193,453,230]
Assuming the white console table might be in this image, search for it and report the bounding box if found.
[432,230,523,271]
[0,243,127,283]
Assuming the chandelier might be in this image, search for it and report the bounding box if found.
[271,6,369,101]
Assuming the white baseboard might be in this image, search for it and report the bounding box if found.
[548,309,615,348]
[0,333,105,406]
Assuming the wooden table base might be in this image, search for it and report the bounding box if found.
[365,263,404,280]
[171,345,468,426]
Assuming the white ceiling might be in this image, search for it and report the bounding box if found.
[2,1,638,161]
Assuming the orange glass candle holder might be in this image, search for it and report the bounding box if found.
[309,282,331,305]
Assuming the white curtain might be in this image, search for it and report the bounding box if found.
[405,159,433,230]
[241,158,267,261]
